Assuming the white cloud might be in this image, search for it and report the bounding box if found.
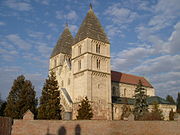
[167,22,180,54]
[36,42,52,57]
[131,55,180,75]
[56,10,78,21]
[106,25,124,39]
[28,31,45,39]
[0,22,6,26]
[112,47,154,71]
[68,24,78,34]
[148,0,180,31]
[48,23,57,30]
[56,11,64,19]
[6,34,31,50]
[66,10,78,20]
[34,0,50,5]
[4,0,32,11]
[105,4,138,25]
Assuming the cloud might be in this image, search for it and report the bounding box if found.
[148,0,180,31]
[167,22,180,54]
[66,10,78,20]
[0,22,6,26]
[28,31,45,39]
[56,11,64,19]
[68,24,78,34]
[105,4,139,25]
[4,0,32,11]
[36,42,52,57]
[34,0,50,5]
[131,55,180,75]
[56,10,78,21]
[106,25,124,39]
[111,47,154,71]
[48,23,58,31]
[6,34,31,50]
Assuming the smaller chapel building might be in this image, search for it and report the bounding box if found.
[49,5,176,120]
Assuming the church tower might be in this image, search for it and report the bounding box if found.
[71,5,112,120]
[49,24,73,86]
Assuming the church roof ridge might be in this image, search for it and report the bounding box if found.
[111,70,153,88]
[50,25,74,58]
[74,5,109,44]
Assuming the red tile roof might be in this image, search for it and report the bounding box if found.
[111,70,153,88]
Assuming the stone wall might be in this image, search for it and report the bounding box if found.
[113,104,176,120]
[112,82,155,98]
[12,120,180,135]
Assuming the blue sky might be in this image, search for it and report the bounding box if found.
[0,0,180,100]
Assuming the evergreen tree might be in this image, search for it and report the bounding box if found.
[0,93,2,106]
[133,80,148,120]
[169,109,174,121]
[177,92,180,113]
[4,75,37,119]
[166,95,175,104]
[76,96,93,120]
[0,101,7,116]
[38,71,61,119]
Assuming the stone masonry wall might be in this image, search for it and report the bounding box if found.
[12,120,180,135]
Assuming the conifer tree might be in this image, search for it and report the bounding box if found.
[0,101,7,116]
[166,95,175,104]
[133,80,148,120]
[177,92,180,113]
[76,96,93,120]
[4,75,37,119]
[169,109,174,121]
[38,71,61,119]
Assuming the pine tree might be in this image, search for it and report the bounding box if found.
[177,92,180,113]
[4,75,37,119]
[0,101,7,116]
[133,80,148,120]
[169,109,174,121]
[166,95,175,104]
[38,71,61,119]
[76,96,93,120]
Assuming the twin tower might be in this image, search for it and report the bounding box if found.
[49,6,112,120]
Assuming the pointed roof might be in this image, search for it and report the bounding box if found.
[50,25,74,58]
[74,5,109,44]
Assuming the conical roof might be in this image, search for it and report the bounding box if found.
[74,7,109,44]
[50,25,74,58]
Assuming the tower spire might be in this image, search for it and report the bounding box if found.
[89,3,92,10]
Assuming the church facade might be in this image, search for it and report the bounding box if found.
[49,6,176,120]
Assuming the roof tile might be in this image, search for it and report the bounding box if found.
[111,70,153,88]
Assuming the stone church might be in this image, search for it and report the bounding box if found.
[49,6,176,120]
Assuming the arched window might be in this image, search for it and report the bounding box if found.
[124,88,126,97]
[112,86,116,96]
[54,58,57,67]
[78,46,81,55]
[97,59,100,69]
[96,44,100,53]
[78,60,81,70]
